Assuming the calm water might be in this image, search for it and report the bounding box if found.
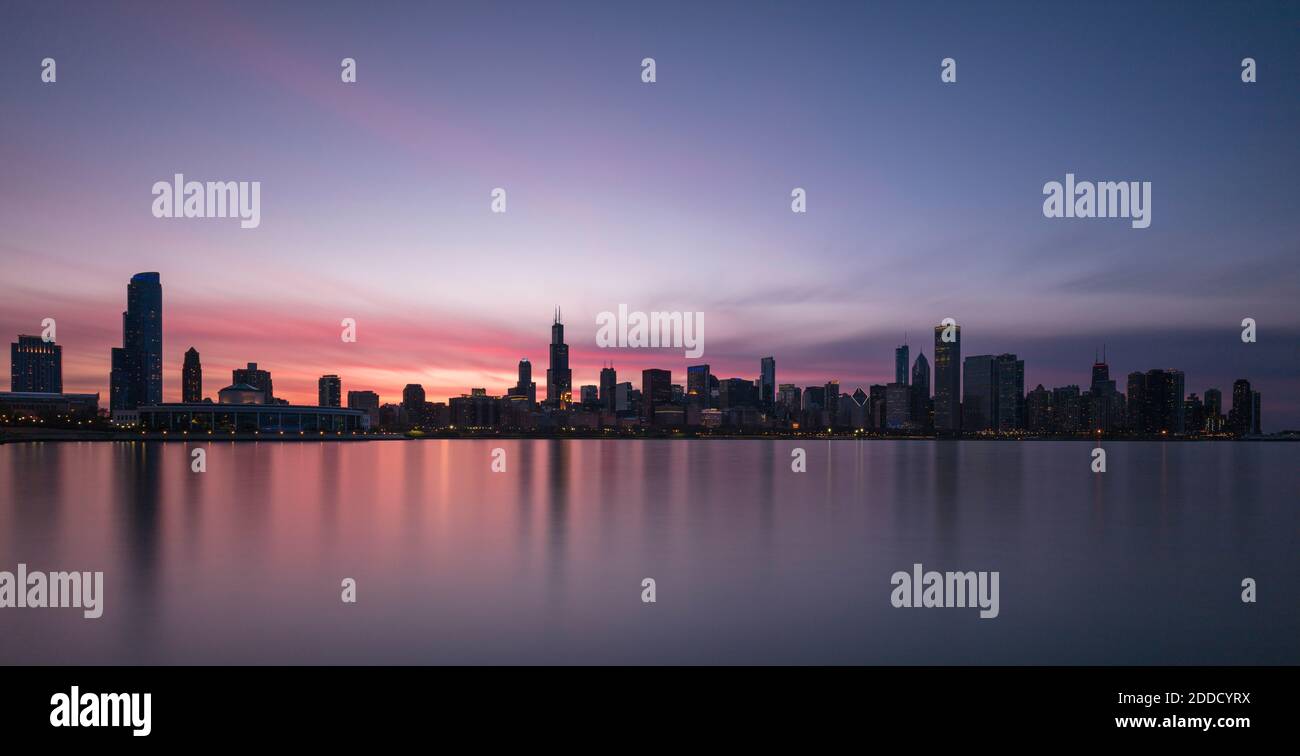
[0,439,1295,665]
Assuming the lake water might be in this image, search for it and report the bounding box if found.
[0,439,1295,664]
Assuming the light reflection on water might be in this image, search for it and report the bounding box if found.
[0,439,1295,664]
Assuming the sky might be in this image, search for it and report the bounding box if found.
[1,1,1297,427]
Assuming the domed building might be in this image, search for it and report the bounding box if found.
[218,382,265,405]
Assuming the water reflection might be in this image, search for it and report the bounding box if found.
[0,439,1294,664]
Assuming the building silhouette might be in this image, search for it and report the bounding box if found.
[962,355,997,432]
[232,362,274,404]
[1229,379,1257,435]
[994,353,1024,431]
[402,383,426,427]
[510,358,537,407]
[599,364,617,412]
[182,347,202,403]
[911,352,931,430]
[546,308,571,408]
[347,390,380,428]
[319,375,342,407]
[760,356,776,410]
[642,369,671,424]
[933,322,961,435]
[109,272,162,410]
[11,335,61,393]
[1130,369,1184,434]
[1203,387,1223,432]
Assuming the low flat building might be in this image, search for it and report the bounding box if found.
[0,391,99,419]
[137,402,369,433]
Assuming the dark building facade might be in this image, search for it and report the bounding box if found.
[402,383,426,427]
[182,347,202,403]
[962,355,997,432]
[11,335,62,393]
[719,377,758,410]
[1025,384,1051,432]
[759,357,775,410]
[1203,387,1223,432]
[1051,385,1082,434]
[911,352,931,430]
[318,374,342,407]
[933,323,961,435]
[1087,352,1122,432]
[507,358,537,407]
[347,389,380,428]
[641,369,672,423]
[109,272,162,410]
[599,364,617,412]
[1228,379,1261,435]
[994,353,1024,431]
[545,309,572,408]
[1129,369,1185,434]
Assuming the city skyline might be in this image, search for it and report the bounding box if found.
[3,269,1275,435]
[1,3,1296,423]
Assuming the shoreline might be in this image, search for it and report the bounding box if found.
[0,428,1292,444]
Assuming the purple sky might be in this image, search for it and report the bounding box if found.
[1,1,1297,427]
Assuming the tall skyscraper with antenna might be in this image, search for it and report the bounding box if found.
[546,307,572,408]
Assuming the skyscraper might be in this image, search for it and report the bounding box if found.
[1203,387,1223,432]
[1051,385,1082,434]
[1184,393,1204,434]
[824,380,840,408]
[1134,369,1184,434]
[599,364,616,412]
[319,375,342,407]
[109,272,162,410]
[911,352,931,430]
[885,383,911,429]
[962,355,997,432]
[615,381,633,413]
[642,369,671,423]
[686,364,710,407]
[933,322,961,435]
[759,356,775,409]
[994,353,1024,431]
[182,347,202,403]
[402,383,426,427]
[777,383,801,419]
[719,377,758,410]
[509,358,537,407]
[1026,385,1051,431]
[1167,369,1185,433]
[10,335,61,393]
[1230,379,1252,435]
[1087,347,1120,432]
[894,343,910,386]
[546,308,571,408]
[1126,372,1147,431]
